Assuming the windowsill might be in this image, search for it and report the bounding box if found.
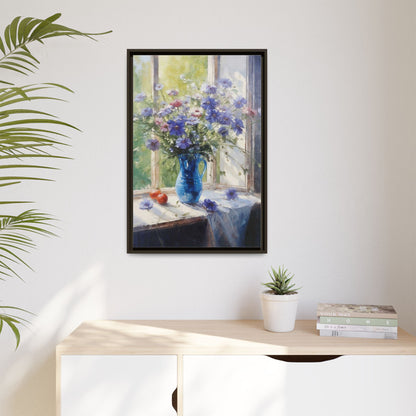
[133,184,253,198]
[133,189,260,231]
[132,189,261,248]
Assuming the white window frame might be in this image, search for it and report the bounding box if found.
[145,55,259,193]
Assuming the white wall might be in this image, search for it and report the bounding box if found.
[0,0,415,415]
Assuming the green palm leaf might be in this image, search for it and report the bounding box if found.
[0,84,77,180]
[0,14,111,82]
[0,13,110,348]
[0,210,56,279]
[0,305,33,348]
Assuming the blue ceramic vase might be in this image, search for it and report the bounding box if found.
[175,154,207,204]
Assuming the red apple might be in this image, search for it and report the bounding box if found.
[149,189,161,199]
[157,193,168,204]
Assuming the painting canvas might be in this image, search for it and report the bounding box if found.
[127,50,267,252]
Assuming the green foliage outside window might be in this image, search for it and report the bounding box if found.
[133,55,208,189]
[132,56,152,189]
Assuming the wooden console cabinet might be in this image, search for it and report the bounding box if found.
[56,320,416,416]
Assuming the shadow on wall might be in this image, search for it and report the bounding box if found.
[0,264,106,416]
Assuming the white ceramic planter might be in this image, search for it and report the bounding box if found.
[261,291,299,332]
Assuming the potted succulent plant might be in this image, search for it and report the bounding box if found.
[261,266,300,332]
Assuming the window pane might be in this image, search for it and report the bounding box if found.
[132,56,152,190]
[158,55,208,96]
[218,56,248,188]
[249,55,263,194]
[158,56,208,187]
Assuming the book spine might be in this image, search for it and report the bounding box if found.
[317,311,397,319]
[319,330,398,339]
[318,316,398,327]
[316,323,398,333]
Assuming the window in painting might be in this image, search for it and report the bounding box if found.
[132,54,262,194]
[132,55,152,190]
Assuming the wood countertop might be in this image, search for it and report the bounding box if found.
[56,320,416,356]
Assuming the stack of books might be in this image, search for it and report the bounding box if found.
[317,303,398,339]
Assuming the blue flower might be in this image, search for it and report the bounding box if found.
[204,85,217,94]
[226,188,238,200]
[139,198,153,210]
[218,126,229,137]
[201,97,218,110]
[134,92,146,102]
[186,116,200,126]
[231,118,244,135]
[176,137,192,150]
[158,106,173,117]
[206,109,219,123]
[167,89,179,96]
[217,110,233,126]
[141,107,153,117]
[218,78,232,88]
[202,198,218,212]
[155,83,164,91]
[175,114,189,124]
[146,138,160,151]
[234,96,247,108]
[167,119,186,136]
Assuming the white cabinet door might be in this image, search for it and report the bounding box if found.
[184,355,287,416]
[61,355,177,416]
[183,355,416,416]
[285,355,416,416]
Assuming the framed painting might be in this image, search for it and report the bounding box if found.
[127,49,267,253]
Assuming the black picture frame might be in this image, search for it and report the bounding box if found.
[127,49,267,253]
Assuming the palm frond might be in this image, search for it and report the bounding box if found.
[0,83,76,185]
[0,305,33,349]
[0,14,110,349]
[0,210,55,280]
[0,14,111,82]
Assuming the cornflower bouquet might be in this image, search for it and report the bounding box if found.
[133,77,258,161]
